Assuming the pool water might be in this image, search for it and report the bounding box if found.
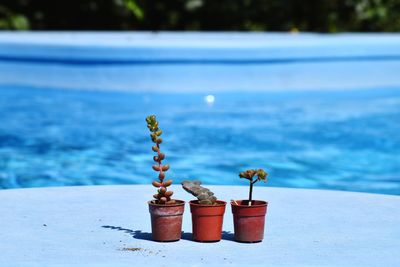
[0,85,399,195]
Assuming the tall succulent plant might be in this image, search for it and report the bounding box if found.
[239,169,268,206]
[146,115,175,205]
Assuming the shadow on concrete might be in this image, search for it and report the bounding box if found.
[102,225,235,242]
[181,231,193,240]
[221,231,235,241]
[102,225,152,241]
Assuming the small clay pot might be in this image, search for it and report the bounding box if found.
[189,200,226,242]
[231,200,268,243]
[148,200,185,242]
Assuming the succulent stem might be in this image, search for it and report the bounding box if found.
[146,115,174,205]
[248,179,254,206]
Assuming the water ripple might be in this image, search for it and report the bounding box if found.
[0,86,399,195]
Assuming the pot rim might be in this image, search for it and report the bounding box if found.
[231,199,268,207]
[189,200,227,207]
[148,199,185,207]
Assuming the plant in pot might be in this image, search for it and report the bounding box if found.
[181,181,226,242]
[231,169,268,243]
[146,115,185,242]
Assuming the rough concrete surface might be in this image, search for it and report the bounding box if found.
[0,185,399,267]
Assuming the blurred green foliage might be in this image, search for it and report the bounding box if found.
[0,5,29,30]
[0,0,400,31]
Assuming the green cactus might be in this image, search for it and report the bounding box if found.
[181,180,217,205]
[146,115,175,205]
[239,169,268,206]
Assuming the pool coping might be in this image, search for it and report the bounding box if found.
[1,32,400,93]
[1,32,400,62]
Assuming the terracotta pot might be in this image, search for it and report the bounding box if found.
[231,200,268,242]
[189,200,226,242]
[148,200,185,242]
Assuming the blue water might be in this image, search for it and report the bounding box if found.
[0,85,399,195]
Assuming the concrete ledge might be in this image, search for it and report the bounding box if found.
[1,185,399,266]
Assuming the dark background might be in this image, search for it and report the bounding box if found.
[1,0,400,32]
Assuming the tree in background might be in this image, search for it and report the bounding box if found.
[1,0,400,32]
